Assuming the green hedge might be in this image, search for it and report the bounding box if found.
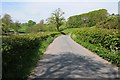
[64,27,120,67]
[2,32,59,79]
[73,27,120,53]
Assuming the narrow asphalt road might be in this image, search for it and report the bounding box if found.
[28,35,120,79]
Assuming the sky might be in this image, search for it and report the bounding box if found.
[1,0,120,23]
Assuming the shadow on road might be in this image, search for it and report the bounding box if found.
[29,52,119,79]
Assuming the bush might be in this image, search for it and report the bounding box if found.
[96,15,119,29]
[2,32,59,79]
[64,27,120,67]
[71,27,120,52]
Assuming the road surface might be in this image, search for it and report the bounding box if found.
[28,35,119,79]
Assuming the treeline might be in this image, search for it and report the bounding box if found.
[1,14,57,34]
[1,8,65,35]
[66,9,119,29]
[1,8,119,35]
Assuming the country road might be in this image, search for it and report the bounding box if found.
[28,35,120,79]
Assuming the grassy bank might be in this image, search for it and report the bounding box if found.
[64,27,120,67]
[2,32,60,79]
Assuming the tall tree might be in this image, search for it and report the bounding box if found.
[2,14,13,33]
[47,8,65,31]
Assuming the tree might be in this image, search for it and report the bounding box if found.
[27,20,46,32]
[12,21,21,32]
[2,14,13,33]
[27,20,36,27]
[37,19,46,32]
[47,8,65,31]
[66,9,108,28]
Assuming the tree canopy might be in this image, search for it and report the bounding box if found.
[2,14,13,33]
[47,8,65,31]
[66,9,108,28]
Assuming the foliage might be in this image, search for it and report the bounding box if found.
[46,8,65,31]
[64,27,120,66]
[2,14,13,33]
[18,23,29,33]
[1,14,37,34]
[46,24,57,31]
[27,20,46,33]
[27,20,36,27]
[1,12,65,33]
[2,32,60,79]
[96,15,119,29]
[12,21,21,32]
[66,9,108,28]
[18,20,36,33]
[59,21,67,31]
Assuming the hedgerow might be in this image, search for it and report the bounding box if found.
[2,32,59,79]
[64,27,120,67]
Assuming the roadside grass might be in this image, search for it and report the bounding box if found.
[2,32,60,79]
[63,27,120,67]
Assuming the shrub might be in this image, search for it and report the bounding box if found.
[64,27,120,67]
[2,32,59,79]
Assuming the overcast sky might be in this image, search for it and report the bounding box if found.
[1,0,120,23]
